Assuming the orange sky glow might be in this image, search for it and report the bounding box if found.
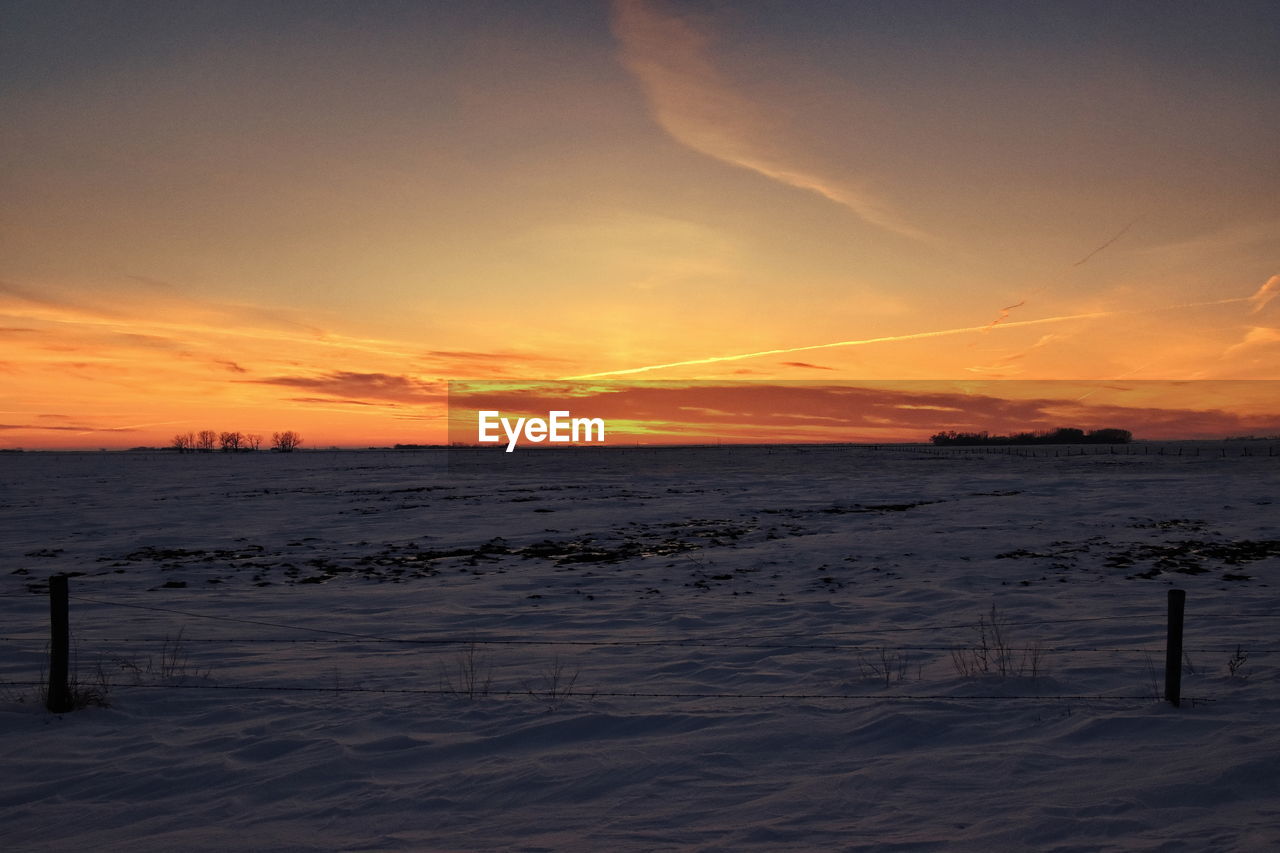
[2,1,1277,448]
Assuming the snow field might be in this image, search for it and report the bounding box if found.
[2,447,1277,851]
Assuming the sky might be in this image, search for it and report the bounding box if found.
[2,0,1278,448]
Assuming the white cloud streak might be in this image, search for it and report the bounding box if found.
[611,0,925,239]
[564,294,1259,380]
[1247,274,1280,314]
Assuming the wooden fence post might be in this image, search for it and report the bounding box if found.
[1164,589,1186,708]
[47,574,73,713]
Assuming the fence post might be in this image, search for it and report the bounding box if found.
[1164,589,1185,708]
[47,574,73,713]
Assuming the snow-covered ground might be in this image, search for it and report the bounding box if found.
[1,446,1277,851]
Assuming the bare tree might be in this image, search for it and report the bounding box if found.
[172,433,193,453]
[196,430,217,452]
[245,433,263,451]
[271,430,303,452]
[218,431,243,452]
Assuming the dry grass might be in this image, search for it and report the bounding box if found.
[950,603,1048,679]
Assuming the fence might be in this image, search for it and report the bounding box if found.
[7,577,1269,714]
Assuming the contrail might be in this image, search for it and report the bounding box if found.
[1248,274,1279,314]
[563,296,1252,380]
[983,300,1025,330]
[1072,217,1140,267]
[564,311,1111,380]
[981,217,1138,337]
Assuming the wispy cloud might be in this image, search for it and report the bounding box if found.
[1,279,562,381]
[286,397,384,407]
[0,279,398,358]
[0,422,141,433]
[0,279,117,316]
[1247,275,1280,315]
[419,349,569,372]
[611,0,924,239]
[1136,220,1280,264]
[1223,326,1280,357]
[965,333,1061,376]
[249,371,444,405]
[780,361,835,371]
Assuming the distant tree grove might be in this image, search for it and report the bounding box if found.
[929,427,1132,446]
[172,430,302,452]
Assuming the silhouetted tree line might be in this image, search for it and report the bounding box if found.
[172,430,302,453]
[929,427,1132,446]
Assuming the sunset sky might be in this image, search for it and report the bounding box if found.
[3,0,1278,448]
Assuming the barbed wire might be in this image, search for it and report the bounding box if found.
[0,594,1249,655]
[65,594,413,640]
[1,589,1258,712]
[0,592,1271,641]
[0,679,1208,703]
[0,636,1273,655]
[30,591,1161,639]
[60,594,1168,642]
